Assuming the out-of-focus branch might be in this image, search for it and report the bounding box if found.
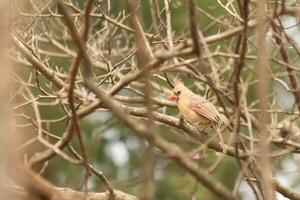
[256,0,275,199]
[273,179,300,200]
[65,0,95,194]
[271,14,300,112]
[127,1,155,199]
[7,164,138,200]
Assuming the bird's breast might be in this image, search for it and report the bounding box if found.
[177,98,211,126]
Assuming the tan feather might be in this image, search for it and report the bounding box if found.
[172,80,223,129]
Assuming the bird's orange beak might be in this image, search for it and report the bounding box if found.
[169,93,177,101]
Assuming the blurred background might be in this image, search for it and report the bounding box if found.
[8,0,300,199]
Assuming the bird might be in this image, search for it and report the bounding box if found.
[169,80,226,152]
[169,80,224,129]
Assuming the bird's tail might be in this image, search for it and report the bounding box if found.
[213,115,228,154]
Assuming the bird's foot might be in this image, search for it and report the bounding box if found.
[177,115,185,126]
[194,126,209,136]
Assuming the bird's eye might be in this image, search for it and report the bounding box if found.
[176,91,181,95]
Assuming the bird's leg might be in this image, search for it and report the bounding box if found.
[179,114,184,122]
[200,126,207,132]
[216,128,226,154]
[177,114,185,126]
[193,125,209,138]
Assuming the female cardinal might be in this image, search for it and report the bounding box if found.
[169,80,224,129]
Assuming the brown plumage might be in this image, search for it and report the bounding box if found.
[169,80,223,129]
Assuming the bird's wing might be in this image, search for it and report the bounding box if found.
[188,95,222,126]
